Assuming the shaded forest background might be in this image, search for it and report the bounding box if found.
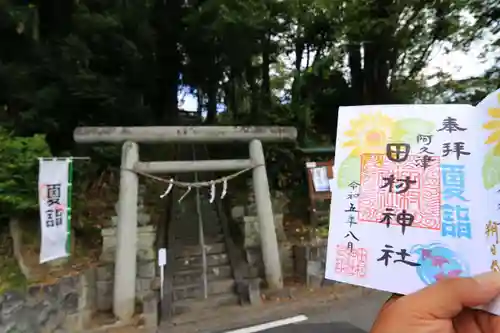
[0,0,499,290]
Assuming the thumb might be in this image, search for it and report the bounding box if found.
[402,272,500,319]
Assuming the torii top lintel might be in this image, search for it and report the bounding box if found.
[73,126,298,144]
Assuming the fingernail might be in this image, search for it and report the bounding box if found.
[474,272,500,288]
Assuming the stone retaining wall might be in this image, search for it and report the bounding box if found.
[231,194,295,282]
[0,188,160,333]
[99,225,158,327]
[230,189,333,290]
[293,241,333,288]
[0,269,96,333]
[94,188,159,328]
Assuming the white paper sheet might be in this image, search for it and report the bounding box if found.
[312,166,330,192]
[476,88,500,314]
[325,103,500,315]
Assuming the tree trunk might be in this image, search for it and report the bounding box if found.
[205,80,217,124]
[227,69,238,120]
[153,0,181,125]
[246,62,260,120]
[37,0,75,39]
[363,42,377,104]
[347,43,364,104]
[291,32,304,103]
[261,33,272,113]
[291,35,305,143]
[196,88,203,118]
[9,218,32,280]
[361,0,396,104]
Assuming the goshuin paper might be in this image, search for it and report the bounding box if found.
[325,90,500,315]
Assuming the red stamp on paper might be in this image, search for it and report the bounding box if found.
[335,245,368,278]
[358,154,441,230]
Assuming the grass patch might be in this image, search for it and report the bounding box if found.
[0,256,27,294]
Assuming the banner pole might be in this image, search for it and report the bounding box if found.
[38,156,90,161]
[67,158,74,254]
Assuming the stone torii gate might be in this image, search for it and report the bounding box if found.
[73,126,297,322]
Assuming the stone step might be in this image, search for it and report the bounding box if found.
[173,225,222,238]
[172,234,225,246]
[174,253,229,270]
[172,225,222,235]
[173,265,233,285]
[173,220,222,228]
[172,293,240,316]
[172,278,235,301]
[172,243,226,258]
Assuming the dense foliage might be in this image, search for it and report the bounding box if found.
[0,0,499,213]
[0,131,50,218]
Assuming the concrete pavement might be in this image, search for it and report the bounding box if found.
[216,290,388,333]
[226,322,368,333]
[303,290,388,331]
[163,286,389,333]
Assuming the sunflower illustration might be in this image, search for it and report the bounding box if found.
[483,93,500,156]
[342,112,395,156]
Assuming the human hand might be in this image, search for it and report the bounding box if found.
[370,272,500,333]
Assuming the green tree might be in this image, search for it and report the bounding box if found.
[0,131,50,217]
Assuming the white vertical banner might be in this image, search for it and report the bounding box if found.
[38,158,72,263]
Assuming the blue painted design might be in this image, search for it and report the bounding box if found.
[410,243,470,285]
[441,221,457,237]
[441,165,471,239]
[440,204,471,238]
[441,164,468,201]
[442,204,470,222]
[457,222,472,239]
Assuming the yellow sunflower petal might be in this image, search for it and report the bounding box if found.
[494,142,500,157]
[344,129,357,137]
[486,130,500,144]
[349,148,361,157]
[350,118,363,128]
[378,114,394,126]
[344,112,394,158]
[343,140,357,147]
[489,108,500,118]
[484,120,500,130]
